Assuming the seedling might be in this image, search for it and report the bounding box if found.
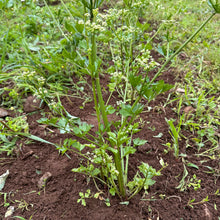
[0,192,10,207]
[187,196,209,208]
[166,115,184,158]
[77,189,91,206]
[187,174,201,191]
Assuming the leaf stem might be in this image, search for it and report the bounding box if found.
[150,12,216,85]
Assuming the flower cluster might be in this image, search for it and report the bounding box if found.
[135,49,160,71]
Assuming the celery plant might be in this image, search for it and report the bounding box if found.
[36,0,219,200]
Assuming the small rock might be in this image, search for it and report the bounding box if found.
[38,172,52,189]
[0,108,8,118]
[0,170,9,191]
[176,88,185,93]
[24,96,44,113]
[5,206,15,218]
[183,106,195,114]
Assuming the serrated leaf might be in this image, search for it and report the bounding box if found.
[107,146,118,155]
[128,74,142,88]
[123,146,136,157]
[57,118,70,133]
[109,188,116,196]
[119,104,133,117]
[37,117,59,126]
[72,141,85,151]
[143,80,173,101]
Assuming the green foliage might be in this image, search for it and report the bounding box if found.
[0,0,219,204]
[208,0,220,13]
[0,116,29,155]
[166,115,183,158]
[34,0,218,201]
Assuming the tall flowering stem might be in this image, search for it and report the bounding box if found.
[88,0,126,198]
[150,11,216,85]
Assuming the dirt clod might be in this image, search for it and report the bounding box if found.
[38,172,52,189]
[183,106,195,114]
[24,96,45,113]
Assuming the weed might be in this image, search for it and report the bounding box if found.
[0,116,29,155]
[187,196,209,208]
[166,115,184,157]
[187,174,201,191]
[77,189,108,206]
[0,192,10,207]
[15,199,33,211]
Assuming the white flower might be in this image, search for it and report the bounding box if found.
[78,20,84,25]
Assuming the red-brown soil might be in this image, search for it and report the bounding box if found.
[1,69,219,220]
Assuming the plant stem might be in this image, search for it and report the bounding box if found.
[92,78,101,128]
[95,77,110,129]
[150,12,216,85]
[114,147,126,198]
[87,3,126,198]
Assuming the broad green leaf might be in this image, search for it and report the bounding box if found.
[107,146,118,155]
[72,141,85,151]
[117,132,130,146]
[107,132,117,145]
[37,117,59,126]
[133,138,148,146]
[106,105,115,114]
[123,146,136,157]
[128,74,142,89]
[109,188,116,196]
[57,118,70,133]
[75,23,84,34]
[91,168,100,177]
[144,179,156,188]
[119,103,144,117]
[143,80,173,101]
[136,21,150,31]
[65,21,76,34]
[119,104,133,117]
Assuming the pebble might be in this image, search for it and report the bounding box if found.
[5,206,15,218]
[0,108,8,118]
[183,106,195,114]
